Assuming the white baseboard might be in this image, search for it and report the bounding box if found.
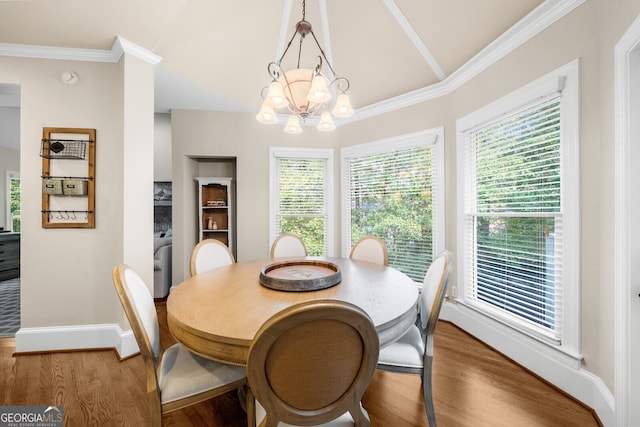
[441,301,615,426]
[14,323,139,359]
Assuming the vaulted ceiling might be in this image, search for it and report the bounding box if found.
[1,0,585,118]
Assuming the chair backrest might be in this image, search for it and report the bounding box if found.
[247,300,379,426]
[112,264,163,415]
[349,236,388,266]
[419,250,453,337]
[189,239,235,276]
[269,233,307,258]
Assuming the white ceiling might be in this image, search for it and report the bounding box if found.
[0,0,584,143]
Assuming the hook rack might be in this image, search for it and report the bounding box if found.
[41,127,96,229]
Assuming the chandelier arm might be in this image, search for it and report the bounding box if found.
[308,29,338,79]
[296,35,304,69]
[276,29,300,74]
[331,76,350,93]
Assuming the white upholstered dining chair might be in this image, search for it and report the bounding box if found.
[269,233,307,258]
[245,299,379,427]
[112,264,246,426]
[189,238,235,277]
[349,235,388,266]
[376,250,453,427]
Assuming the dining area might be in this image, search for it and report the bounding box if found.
[112,234,452,427]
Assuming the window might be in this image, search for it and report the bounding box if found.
[5,170,20,232]
[341,129,445,282]
[269,148,334,256]
[456,60,580,355]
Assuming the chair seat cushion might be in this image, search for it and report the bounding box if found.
[159,343,246,404]
[377,325,424,370]
[255,400,369,426]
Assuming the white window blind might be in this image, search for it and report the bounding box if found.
[463,95,563,342]
[274,156,329,256]
[345,139,439,282]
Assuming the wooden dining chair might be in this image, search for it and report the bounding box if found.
[376,250,453,427]
[349,235,388,266]
[189,238,235,277]
[112,264,246,426]
[269,233,307,258]
[245,299,379,427]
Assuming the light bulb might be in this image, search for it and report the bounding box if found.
[284,115,303,134]
[332,94,354,118]
[256,103,277,124]
[267,81,288,108]
[317,112,335,131]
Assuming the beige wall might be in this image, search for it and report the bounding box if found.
[170,0,640,395]
[0,52,155,335]
[154,113,172,181]
[170,110,339,281]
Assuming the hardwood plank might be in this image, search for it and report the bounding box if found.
[0,305,601,426]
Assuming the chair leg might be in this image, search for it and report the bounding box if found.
[423,354,436,427]
[245,384,256,427]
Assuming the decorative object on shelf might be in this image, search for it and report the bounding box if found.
[256,0,353,134]
[40,127,96,229]
[62,179,88,196]
[40,138,87,160]
[42,178,63,195]
[196,177,235,257]
[259,259,342,291]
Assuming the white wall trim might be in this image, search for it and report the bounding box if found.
[0,36,161,65]
[14,324,139,359]
[614,12,640,427]
[441,302,614,426]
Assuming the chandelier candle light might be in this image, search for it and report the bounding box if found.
[256,0,354,133]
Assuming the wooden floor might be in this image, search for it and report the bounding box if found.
[0,301,601,426]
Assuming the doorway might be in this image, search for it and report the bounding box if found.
[0,83,20,337]
[614,14,640,427]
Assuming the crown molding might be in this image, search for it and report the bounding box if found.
[113,36,162,65]
[0,42,117,62]
[345,0,587,125]
[0,36,161,65]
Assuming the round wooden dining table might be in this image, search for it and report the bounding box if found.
[166,257,419,366]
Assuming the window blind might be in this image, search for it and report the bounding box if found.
[463,95,563,341]
[275,157,328,256]
[347,145,436,281]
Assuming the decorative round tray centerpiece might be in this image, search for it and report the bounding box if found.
[259,260,342,291]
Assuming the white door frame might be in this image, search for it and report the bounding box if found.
[614,13,640,427]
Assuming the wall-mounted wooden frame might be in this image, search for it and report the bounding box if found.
[41,127,96,228]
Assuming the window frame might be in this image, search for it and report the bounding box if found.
[269,147,335,256]
[340,128,445,284]
[455,59,581,359]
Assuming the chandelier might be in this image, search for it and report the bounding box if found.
[256,0,354,133]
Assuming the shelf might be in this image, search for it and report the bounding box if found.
[196,177,235,256]
[41,127,96,229]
